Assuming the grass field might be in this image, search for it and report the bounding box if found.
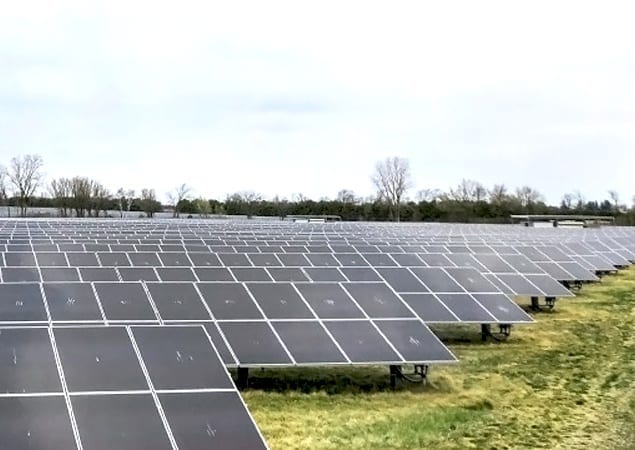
[239,266,635,449]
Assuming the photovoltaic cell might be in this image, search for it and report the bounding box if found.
[0,397,76,449]
[375,320,455,362]
[471,294,532,322]
[0,283,47,322]
[400,294,458,322]
[94,283,157,321]
[343,283,414,318]
[376,268,428,293]
[79,268,119,282]
[147,283,210,321]
[494,274,543,296]
[324,321,401,363]
[54,327,147,391]
[159,392,267,450]
[444,268,498,293]
[267,268,309,282]
[202,324,236,365]
[410,268,463,293]
[2,267,41,282]
[197,283,263,320]
[128,252,161,266]
[40,267,81,282]
[118,267,159,282]
[4,252,36,266]
[295,283,364,319]
[525,275,574,297]
[44,283,103,321]
[340,267,382,282]
[72,394,172,450]
[35,252,68,267]
[218,321,292,365]
[247,283,313,319]
[98,252,131,267]
[304,267,346,282]
[231,267,272,282]
[156,267,197,282]
[0,328,61,393]
[272,321,347,363]
[132,326,233,390]
[436,294,495,322]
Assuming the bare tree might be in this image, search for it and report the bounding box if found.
[70,177,94,217]
[489,184,509,205]
[573,190,585,210]
[561,193,574,210]
[193,197,211,217]
[227,191,263,218]
[416,188,442,202]
[608,190,620,212]
[336,189,357,204]
[448,179,487,202]
[167,183,192,218]
[515,186,544,209]
[0,166,9,217]
[139,188,161,218]
[8,154,44,217]
[292,192,308,203]
[116,188,126,218]
[91,182,111,217]
[49,178,73,217]
[371,156,412,222]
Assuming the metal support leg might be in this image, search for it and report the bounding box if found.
[481,324,491,342]
[545,297,556,309]
[389,365,400,390]
[531,296,540,310]
[237,367,249,390]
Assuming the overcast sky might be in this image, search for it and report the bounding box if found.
[1,1,634,205]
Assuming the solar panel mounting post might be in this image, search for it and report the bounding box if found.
[237,367,249,390]
[481,324,491,342]
[545,297,556,309]
[531,297,540,310]
[389,365,400,390]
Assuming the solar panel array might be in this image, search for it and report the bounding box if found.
[1,219,633,448]
[1,324,266,449]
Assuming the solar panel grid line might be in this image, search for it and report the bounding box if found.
[492,273,548,296]
[288,282,353,364]
[140,281,165,326]
[426,268,502,323]
[47,327,84,450]
[88,282,110,325]
[200,320,240,366]
[0,391,63,398]
[349,253,460,355]
[327,283,406,363]
[240,282,298,366]
[126,326,179,450]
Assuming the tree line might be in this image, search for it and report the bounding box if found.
[2,154,634,225]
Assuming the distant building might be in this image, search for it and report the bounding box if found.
[510,214,614,228]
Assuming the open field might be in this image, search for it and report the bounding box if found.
[241,267,635,449]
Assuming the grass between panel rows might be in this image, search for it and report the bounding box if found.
[238,267,635,449]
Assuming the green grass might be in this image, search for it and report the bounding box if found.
[240,267,635,449]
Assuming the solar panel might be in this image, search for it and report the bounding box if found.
[0,324,267,450]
